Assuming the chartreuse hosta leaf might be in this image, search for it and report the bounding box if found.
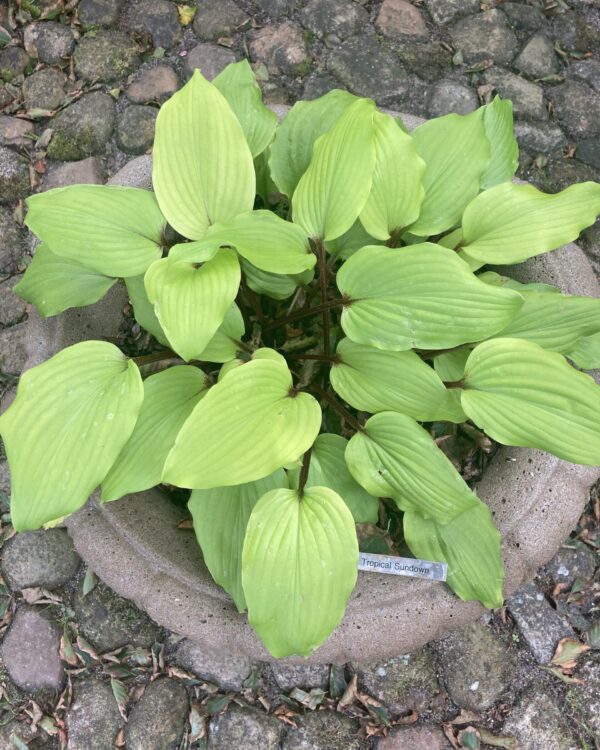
[433,347,471,383]
[241,259,313,300]
[480,96,518,189]
[163,357,321,488]
[25,185,165,277]
[152,69,255,240]
[478,270,559,295]
[404,504,504,609]
[189,469,288,612]
[345,412,480,524]
[490,290,600,356]
[213,59,278,158]
[288,434,379,523]
[0,341,143,531]
[293,98,376,241]
[325,219,381,261]
[242,486,358,657]
[461,338,600,464]
[407,109,490,236]
[337,244,523,351]
[269,88,357,198]
[102,366,208,502]
[125,274,169,346]
[197,303,245,363]
[460,182,600,265]
[15,244,116,317]
[568,332,600,369]
[169,210,315,275]
[359,112,426,241]
[330,338,465,423]
[144,249,241,361]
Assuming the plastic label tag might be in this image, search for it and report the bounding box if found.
[358,552,447,581]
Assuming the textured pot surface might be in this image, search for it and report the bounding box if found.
[21,111,600,663]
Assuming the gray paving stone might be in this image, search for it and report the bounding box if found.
[73,581,161,652]
[435,622,516,712]
[514,121,567,155]
[248,22,309,77]
[507,581,576,664]
[192,0,248,41]
[282,711,365,750]
[570,58,600,93]
[1,529,81,590]
[0,47,31,83]
[0,322,27,375]
[126,65,178,103]
[74,31,140,83]
[125,678,189,750]
[428,79,478,116]
[514,33,558,79]
[1,606,64,692]
[553,9,599,54]
[47,92,115,161]
[208,704,282,750]
[327,35,410,108]
[0,116,34,148]
[378,726,452,750]
[375,0,427,39]
[270,662,329,692]
[547,80,600,139]
[0,206,27,278]
[44,157,105,189]
[116,105,157,155]
[0,146,29,204]
[128,0,182,50]
[502,3,547,32]
[301,0,369,41]
[354,647,439,716]
[23,21,75,65]
[0,275,26,327]
[170,637,252,691]
[576,139,600,171]
[78,0,124,27]
[424,0,479,26]
[255,0,296,18]
[397,41,451,83]
[22,67,67,111]
[66,677,122,750]
[502,687,579,750]
[544,545,598,587]
[450,9,519,66]
[573,653,600,736]
[183,43,236,81]
[482,67,548,121]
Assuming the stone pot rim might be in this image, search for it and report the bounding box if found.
[21,108,600,664]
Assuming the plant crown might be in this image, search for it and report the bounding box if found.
[3,62,600,658]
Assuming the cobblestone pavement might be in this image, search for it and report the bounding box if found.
[1,0,600,747]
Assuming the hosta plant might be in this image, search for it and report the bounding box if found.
[3,62,600,658]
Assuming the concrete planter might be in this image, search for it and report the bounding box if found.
[22,111,600,664]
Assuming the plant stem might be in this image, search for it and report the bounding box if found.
[133,349,176,366]
[262,298,347,332]
[310,383,365,433]
[315,238,330,357]
[298,448,312,497]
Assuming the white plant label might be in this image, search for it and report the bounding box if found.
[358,552,448,581]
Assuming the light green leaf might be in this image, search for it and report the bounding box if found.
[293,98,376,241]
[242,486,358,657]
[345,412,479,524]
[101,366,208,502]
[213,59,278,158]
[197,303,245,363]
[491,290,600,355]
[144,249,241,361]
[480,96,518,189]
[477,270,559,295]
[359,112,426,241]
[170,210,315,275]
[15,244,116,317]
[407,109,490,236]
[241,258,313,300]
[163,358,321,488]
[125,274,169,345]
[403,503,504,609]
[324,219,381,261]
[433,347,471,383]
[25,185,165,277]
[461,182,600,265]
[152,69,255,240]
[337,244,523,351]
[269,89,358,198]
[0,341,143,531]
[289,434,379,523]
[189,469,288,612]
[568,331,600,369]
[330,338,465,423]
[461,338,600,464]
